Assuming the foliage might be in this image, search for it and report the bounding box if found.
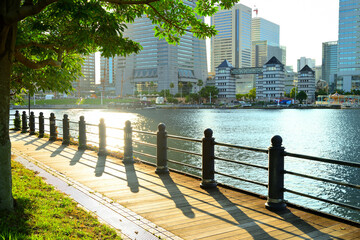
[248,88,256,101]
[297,91,308,104]
[290,87,298,99]
[199,86,219,101]
[197,79,204,87]
[236,93,248,101]
[0,160,121,239]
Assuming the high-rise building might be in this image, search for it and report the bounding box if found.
[210,3,252,72]
[251,17,285,67]
[99,56,116,95]
[115,2,207,96]
[297,57,316,72]
[322,41,338,91]
[337,0,360,91]
[251,17,279,47]
[76,53,96,97]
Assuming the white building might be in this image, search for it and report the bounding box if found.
[256,57,285,101]
[215,59,236,102]
[298,65,316,102]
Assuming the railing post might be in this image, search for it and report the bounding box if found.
[62,114,70,146]
[98,118,107,156]
[200,128,217,188]
[29,111,35,135]
[14,110,21,131]
[123,120,134,164]
[38,112,44,138]
[49,113,57,141]
[155,123,169,174]
[78,116,86,150]
[21,111,28,133]
[265,135,287,211]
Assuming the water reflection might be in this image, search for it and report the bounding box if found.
[11,108,360,221]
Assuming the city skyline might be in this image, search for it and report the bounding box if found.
[210,0,339,69]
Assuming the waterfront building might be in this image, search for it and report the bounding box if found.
[256,56,285,101]
[76,53,96,97]
[210,3,252,72]
[284,68,297,95]
[252,41,286,67]
[314,66,323,84]
[322,41,338,92]
[297,57,316,72]
[337,0,360,91]
[233,67,262,94]
[115,2,207,96]
[215,59,236,102]
[298,65,316,102]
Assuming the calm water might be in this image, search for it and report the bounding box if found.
[11,108,360,222]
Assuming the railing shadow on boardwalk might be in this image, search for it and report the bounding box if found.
[10,133,358,239]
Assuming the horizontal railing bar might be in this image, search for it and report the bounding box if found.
[284,170,360,190]
[284,188,360,211]
[214,171,268,187]
[167,147,202,157]
[87,140,99,144]
[167,134,202,143]
[133,140,156,148]
[133,150,157,159]
[86,123,98,127]
[85,131,98,136]
[215,142,268,154]
[106,135,124,141]
[55,119,62,122]
[43,124,50,126]
[167,159,202,170]
[285,152,360,168]
[214,156,268,170]
[106,126,124,131]
[132,129,157,136]
[69,121,78,124]
[68,128,79,132]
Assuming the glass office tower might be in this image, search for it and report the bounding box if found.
[337,0,360,91]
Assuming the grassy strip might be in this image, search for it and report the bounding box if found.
[0,159,122,240]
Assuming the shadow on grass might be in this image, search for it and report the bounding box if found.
[0,197,32,239]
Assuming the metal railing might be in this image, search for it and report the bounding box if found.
[11,110,360,217]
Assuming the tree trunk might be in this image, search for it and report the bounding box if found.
[0,10,18,210]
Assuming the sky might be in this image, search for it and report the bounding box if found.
[207,0,339,71]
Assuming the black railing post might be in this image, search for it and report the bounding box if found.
[38,112,44,138]
[123,120,134,164]
[21,111,27,133]
[200,128,217,189]
[49,113,57,141]
[14,110,21,130]
[78,116,86,150]
[62,114,70,146]
[155,123,169,174]
[265,135,287,211]
[29,111,35,135]
[98,118,107,156]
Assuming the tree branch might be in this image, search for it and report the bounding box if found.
[16,42,57,51]
[146,3,192,33]
[5,0,58,25]
[101,0,159,5]
[14,50,61,69]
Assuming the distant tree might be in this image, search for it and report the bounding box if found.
[178,82,184,98]
[169,82,175,94]
[197,79,204,91]
[248,88,256,102]
[199,86,219,102]
[149,81,155,93]
[290,87,298,99]
[187,82,193,94]
[297,91,308,104]
[236,93,247,101]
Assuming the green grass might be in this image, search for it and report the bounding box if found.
[0,159,122,240]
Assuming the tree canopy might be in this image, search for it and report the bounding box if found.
[0,0,238,211]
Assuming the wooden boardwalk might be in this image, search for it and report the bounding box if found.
[10,131,360,239]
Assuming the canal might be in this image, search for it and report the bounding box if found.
[11,108,360,222]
